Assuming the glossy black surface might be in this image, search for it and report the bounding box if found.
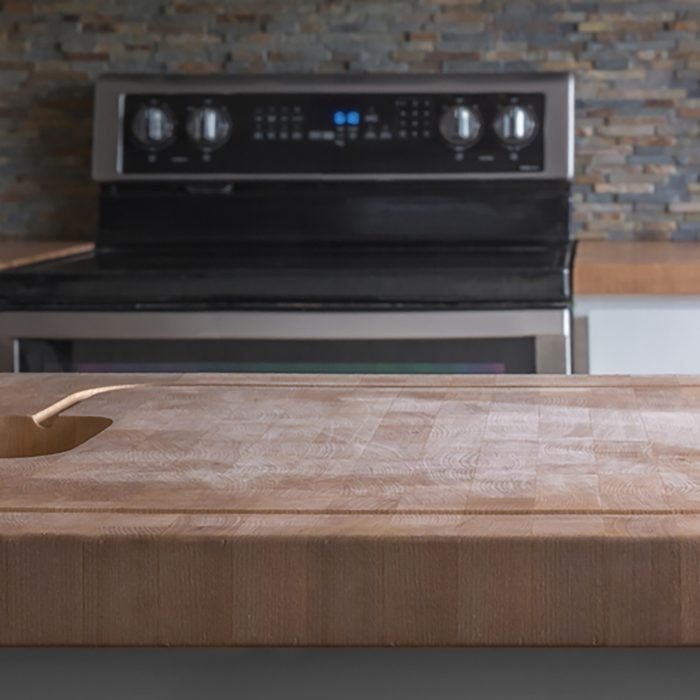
[0,244,571,311]
[97,180,570,249]
[0,177,573,310]
[20,338,535,373]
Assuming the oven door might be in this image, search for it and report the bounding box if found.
[0,310,571,374]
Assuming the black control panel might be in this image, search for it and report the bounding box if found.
[121,92,546,175]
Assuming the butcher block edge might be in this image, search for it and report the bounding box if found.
[3,514,700,647]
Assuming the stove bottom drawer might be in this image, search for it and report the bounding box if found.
[0,309,571,374]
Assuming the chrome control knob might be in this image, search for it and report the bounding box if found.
[131,105,175,149]
[439,105,482,146]
[187,106,232,149]
[494,105,538,146]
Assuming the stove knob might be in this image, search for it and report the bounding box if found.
[131,105,175,149]
[187,106,232,149]
[494,105,538,146]
[439,105,482,146]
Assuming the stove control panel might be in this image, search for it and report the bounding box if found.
[93,75,573,180]
[121,92,544,176]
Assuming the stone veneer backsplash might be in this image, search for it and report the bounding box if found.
[0,0,699,241]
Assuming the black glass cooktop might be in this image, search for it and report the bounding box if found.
[0,244,572,311]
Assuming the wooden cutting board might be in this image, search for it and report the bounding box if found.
[2,372,700,647]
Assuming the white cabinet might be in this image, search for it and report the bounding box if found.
[574,296,700,374]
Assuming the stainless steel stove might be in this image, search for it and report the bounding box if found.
[0,73,574,374]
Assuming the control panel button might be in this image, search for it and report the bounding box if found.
[439,106,482,147]
[186,106,232,149]
[131,104,176,149]
[256,104,306,141]
[494,105,538,146]
[396,98,432,139]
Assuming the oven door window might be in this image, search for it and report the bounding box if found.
[18,338,535,374]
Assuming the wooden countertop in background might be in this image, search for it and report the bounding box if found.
[3,372,700,647]
[574,241,700,295]
[0,239,93,271]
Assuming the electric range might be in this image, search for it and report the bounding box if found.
[0,73,575,374]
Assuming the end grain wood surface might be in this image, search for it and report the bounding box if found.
[0,239,94,271]
[2,373,700,647]
[574,241,700,295]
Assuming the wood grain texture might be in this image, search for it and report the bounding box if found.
[574,241,700,295]
[0,239,93,271]
[2,372,700,646]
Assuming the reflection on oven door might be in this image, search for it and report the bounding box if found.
[18,338,536,374]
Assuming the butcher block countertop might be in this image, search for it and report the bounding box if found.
[0,238,93,271]
[574,241,700,295]
[3,372,700,647]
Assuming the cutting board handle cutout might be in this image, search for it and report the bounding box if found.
[1,381,243,458]
[0,415,113,458]
[31,384,142,427]
[0,383,141,458]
